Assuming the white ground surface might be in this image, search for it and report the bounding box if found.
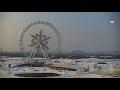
[0,57,120,78]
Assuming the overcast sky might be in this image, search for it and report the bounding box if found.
[0,12,120,52]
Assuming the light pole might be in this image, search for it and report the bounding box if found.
[1,48,2,61]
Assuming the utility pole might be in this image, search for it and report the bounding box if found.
[1,48,2,61]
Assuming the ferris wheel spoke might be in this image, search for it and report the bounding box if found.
[41,43,49,50]
[42,35,46,40]
[30,34,37,39]
[28,41,37,47]
[41,36,51,42]
[36,34,40,38]
[43,41,48,44]
[39,29,43,38]
[28,43,35,47]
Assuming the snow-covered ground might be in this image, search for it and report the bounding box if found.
[0,57,120,78]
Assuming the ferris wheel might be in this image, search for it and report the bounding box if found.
[19,21,61,62]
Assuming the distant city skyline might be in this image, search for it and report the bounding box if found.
[0,12,120,52]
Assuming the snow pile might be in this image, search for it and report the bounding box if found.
[0,69,8,75]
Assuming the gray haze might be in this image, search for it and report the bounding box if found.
[0,12,120,52]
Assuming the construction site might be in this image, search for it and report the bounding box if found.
[0,56,120,78]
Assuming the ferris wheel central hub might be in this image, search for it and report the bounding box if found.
[28,29,51,61]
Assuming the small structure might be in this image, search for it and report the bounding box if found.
[76,68,81,76]
[63,59,75,65]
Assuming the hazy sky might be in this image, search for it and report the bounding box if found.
[0,12,120,52]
